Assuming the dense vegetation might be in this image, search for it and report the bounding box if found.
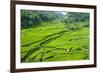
[21,10,90,62]
[21,10,63,29]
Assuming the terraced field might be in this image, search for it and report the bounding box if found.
[21,21,89,63]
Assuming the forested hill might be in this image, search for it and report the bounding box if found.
[21,10,89,29]
[21,10,64,29]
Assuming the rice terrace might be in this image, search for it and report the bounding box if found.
[21,10,90,63]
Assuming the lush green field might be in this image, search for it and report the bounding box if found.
[21,20,89,63]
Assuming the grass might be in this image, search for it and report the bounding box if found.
[21,21,89,63]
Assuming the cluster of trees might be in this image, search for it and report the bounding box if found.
[62,12,90,26]
[21,10,63,29]
[67,12,89,22]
